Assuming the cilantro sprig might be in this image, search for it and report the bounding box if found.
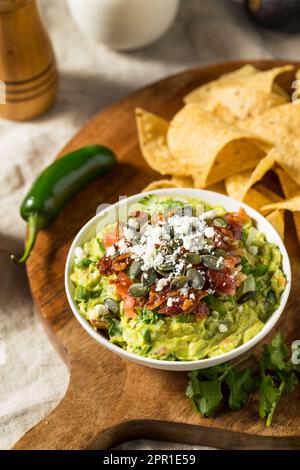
[186,333,299,426]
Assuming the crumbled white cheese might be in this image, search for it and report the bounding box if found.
[90,304,108,320]
[249,245,258,256]
[167,298,174,307]
[179,285,189,296]
[219,323,228,333]
[200,210,216,220]
[106,245,116,257]
[118,239,129,254]
[204,226,215,239]
[127,217,139,229]
[155,277,170,292]
[123,226,135,242]
[216,256,224,268]
[74,247,85,262]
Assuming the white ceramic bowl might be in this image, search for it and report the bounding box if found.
[65,188,291,371]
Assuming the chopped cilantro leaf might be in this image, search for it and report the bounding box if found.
[143,328,152,344]
[226,368,257,410]
[186,334,300,427]
[240,256,252,275]
[108,320,122,337]
[76,258,93,268]
[74,285,87,301]
[252,264,268,277]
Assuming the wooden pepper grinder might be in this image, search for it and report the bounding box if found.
[0,0,58,120]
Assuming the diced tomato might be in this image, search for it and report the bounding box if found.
[123,294,136,319]
[112,272,136,318]
[103,225,124,248]
[207,269,236,296]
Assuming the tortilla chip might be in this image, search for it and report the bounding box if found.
[225,170,252,200]
[254,183,283,203]
[135,108,177,175]
[184,65,292,122]
[197,91,287,125]
[243,188,276,215]
[275,167,299,198]
[261,192,300,213]
[275,167,300,244]
[142,179,180,192]
[240,102,300,146]
[266,210,285,239]
[273,82,290,100]
[184,65,259,103]
[205,180,227,195]
[244,151,277,200]
[168,104,266,186]
[171,175,194,187]
[239,103,300,184]
[184,65,291,103]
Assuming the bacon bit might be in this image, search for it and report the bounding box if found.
[207,269,236,296]
[182,298,194,311]
[158,302,182,315]
[195,302,209,320]
[224,208,249,241]
[90,318,109,330]
[129,210,148,220]
[147,290,166,310]
[224,255,240,270]
[112,252,132,272]
[236,272,247,287]
[97,255,113,275]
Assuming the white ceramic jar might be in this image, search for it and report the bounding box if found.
[67,0,180,50]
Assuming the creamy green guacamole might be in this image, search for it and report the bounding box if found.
[70,196,287,361]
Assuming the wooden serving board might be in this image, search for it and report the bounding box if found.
[13,60,300,450]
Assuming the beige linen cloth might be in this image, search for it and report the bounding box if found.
[1,0,299,450]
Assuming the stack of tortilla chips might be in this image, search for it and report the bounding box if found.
[135,64,300,244]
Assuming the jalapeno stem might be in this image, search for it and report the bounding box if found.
[10,213,47,264]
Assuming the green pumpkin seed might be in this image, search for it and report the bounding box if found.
[170,275,187,290]
[202,255,225,270]
[213,217,227,228]
[158,261,175,271]
[238,291,256,304]
[104,298,120,316]
[155,268,170,277]
[186,268,204,289]
[141,268,157,287]
[129,260,142,279]
[200,239,215,254]
[214,249,226,257]
[128,283,149,298]
[184,253,202,265]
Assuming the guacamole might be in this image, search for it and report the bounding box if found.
[70,195,287,361]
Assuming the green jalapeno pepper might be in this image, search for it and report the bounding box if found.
[12,144,117,264]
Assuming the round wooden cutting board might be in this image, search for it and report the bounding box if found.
[13,60,300,450]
